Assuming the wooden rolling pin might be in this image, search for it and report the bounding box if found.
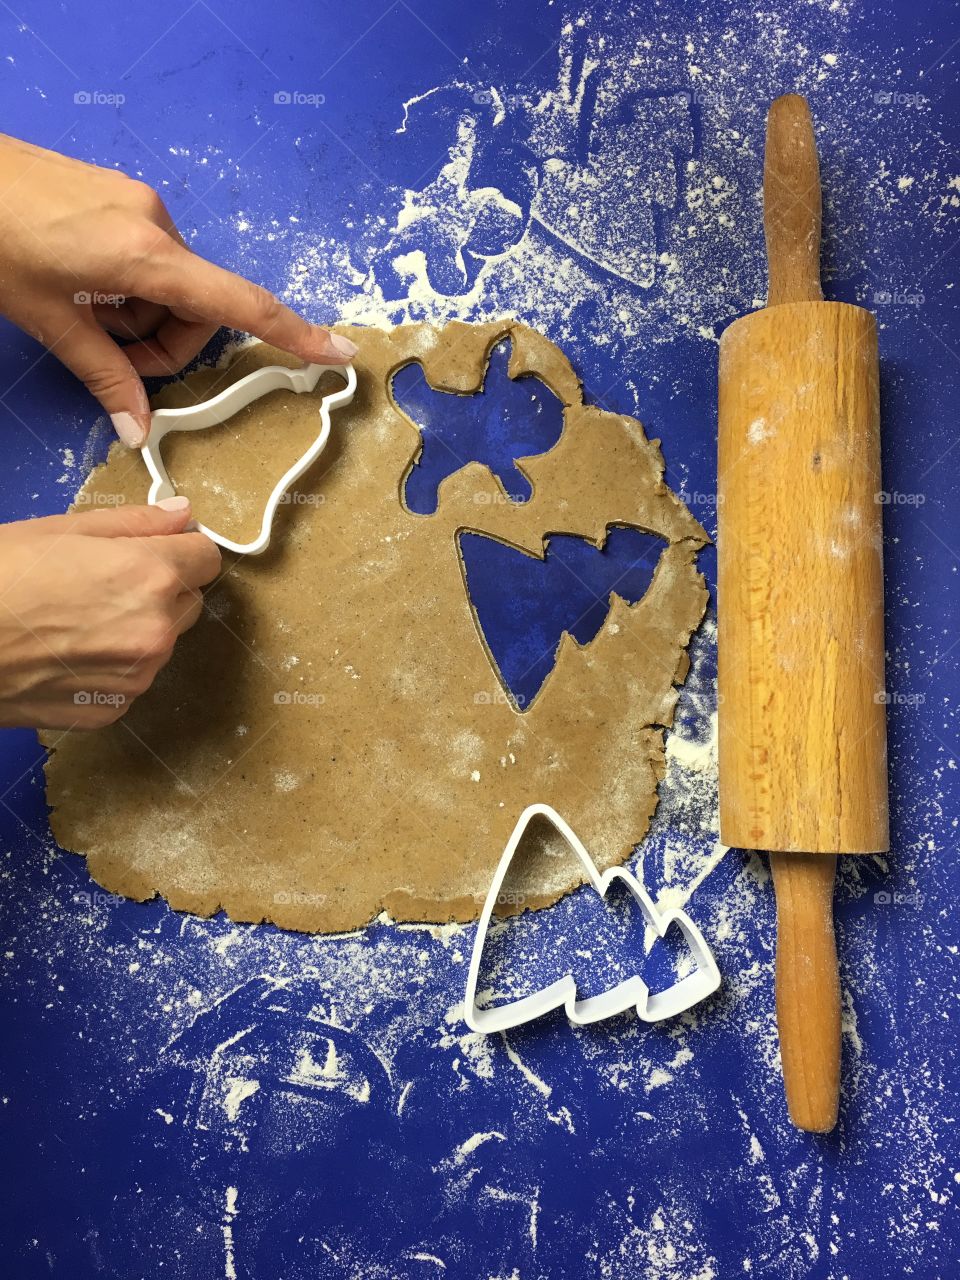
[717,95,889,1132]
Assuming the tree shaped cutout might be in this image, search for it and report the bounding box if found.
[460,526,664,710]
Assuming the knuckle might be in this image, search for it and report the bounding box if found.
[115,543,150,582]
[140,619,175,661]
[200,540,222,578]
[180,535,220,583]
[178,599,203,634]
[128,665,158,695]
[251,284,283,324]
[123,218,171,264]
[81,364,135,399]
[146,561,182,599]
[121,617,172,665]
[126,178,166,219]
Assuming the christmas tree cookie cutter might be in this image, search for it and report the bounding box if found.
[465,804,721,1033]
[141,360,357,555]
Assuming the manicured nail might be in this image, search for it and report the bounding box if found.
[111,411,149,447]
[328,333,359,359]
[156,495,191,513]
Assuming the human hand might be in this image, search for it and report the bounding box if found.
[0,132,357,447]
[0,498,220,729]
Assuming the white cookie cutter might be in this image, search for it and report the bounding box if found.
[141,360,357,555]
[465,804,721,1033]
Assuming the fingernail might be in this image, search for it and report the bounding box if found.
[156,496,191,513]
[328,333,359,359]
[111,411,150,448]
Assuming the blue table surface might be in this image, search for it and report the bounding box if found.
[0,2,958,1277]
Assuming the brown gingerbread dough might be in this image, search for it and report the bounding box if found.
[42,320,708,933]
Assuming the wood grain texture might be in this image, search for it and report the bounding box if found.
[717,300,888,854]
[717,94,889,1132]
[770,853,841,1131]
[764,93,824,307]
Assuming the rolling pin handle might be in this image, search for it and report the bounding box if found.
[764,93,824,306]
[769,853,842,1132]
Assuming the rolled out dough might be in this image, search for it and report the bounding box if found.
[42,320,708,933]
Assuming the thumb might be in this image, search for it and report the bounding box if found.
[52,312,152,446]
[52,498,194,539]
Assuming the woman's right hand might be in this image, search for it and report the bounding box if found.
[0,498,220,729]
[0,132,358,446]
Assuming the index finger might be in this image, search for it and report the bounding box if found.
[135,242,358,365]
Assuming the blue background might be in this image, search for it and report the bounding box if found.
[0,2,957,1277]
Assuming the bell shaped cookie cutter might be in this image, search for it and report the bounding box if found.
[140,360,357,555]
[465,804,721,1033]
